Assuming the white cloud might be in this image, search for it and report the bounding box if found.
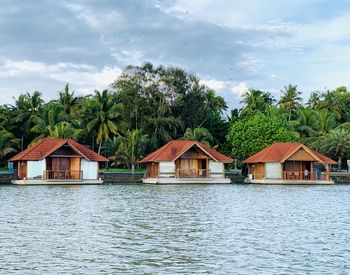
[63,2,123,30]
[231,82,249,96]
[0,57,122,94]
[238,55,263,75]
[200,79,225,90]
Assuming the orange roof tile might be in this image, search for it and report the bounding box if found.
[140,140,233,163]
[8,138,109,162]
[242,142,337,165]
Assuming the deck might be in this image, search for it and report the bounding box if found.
[246,179,334,185]
[11,179,103,185]
[143,177,231,184]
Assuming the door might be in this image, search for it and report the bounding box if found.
[19,161,27,180]
[51,158,70,179]
[148,163,159,178]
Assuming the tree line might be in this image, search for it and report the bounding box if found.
[228,85,350,170]
[1,62,349,170]
[0,63,228,170]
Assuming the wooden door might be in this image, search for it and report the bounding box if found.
[52,158,70,171]
[148,163,159,178]
[19,161,27,180]
[52,158,70,179]
[70,157,81,179]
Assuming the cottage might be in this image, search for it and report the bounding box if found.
[8,138,108,185]
[140,140,233,184]
[243,142,337,184]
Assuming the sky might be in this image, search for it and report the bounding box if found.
[1,0,350,109]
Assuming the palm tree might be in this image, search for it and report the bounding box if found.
[58,84,78,117]
[204,89,227,116]
[49,122,81,139]
[321,129,350,171]
[86,90,124,153]
[13,91,43,149]
[300,109,336,150]
[307,91,321,109]
[183,127,214,146]
[112,129,149,173]
[278,84,302,121]
[295,108,316,138]
[0,128,19,161]
[30,103,64,143]
[240,89,274,116]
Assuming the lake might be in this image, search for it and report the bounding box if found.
[0,184,350,274]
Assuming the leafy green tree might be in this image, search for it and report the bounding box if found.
[278,84,302,121]
[227,113,298,159]
[321,129,350,171]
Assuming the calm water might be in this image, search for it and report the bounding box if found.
[0,184,350,274]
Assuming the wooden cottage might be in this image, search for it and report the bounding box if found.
[243,142,337,184]
[8,138,108,185]
[140,140,233,184]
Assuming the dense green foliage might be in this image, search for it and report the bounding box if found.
[230,85,350,170]
[0,63,228,168]
[227,113,298,159]
[2,61,350,171]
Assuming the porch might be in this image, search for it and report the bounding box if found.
[43,170,83,180]
[282,160,330,181]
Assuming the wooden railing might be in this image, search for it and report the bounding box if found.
[43,170,83,180]
[176,169,212,178]
[283,171,328,181]
[144,169,226,179]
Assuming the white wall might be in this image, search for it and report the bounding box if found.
[159,162,175,177]
[81,159,98,179]
[27,159,46,179]
[265,163,282,179]
[209,161,224,178]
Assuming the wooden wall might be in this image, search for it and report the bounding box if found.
[288,148,316,161]
[249,163,265,179]
[70,157,81,179]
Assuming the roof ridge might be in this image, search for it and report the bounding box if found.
[67,140,90,161]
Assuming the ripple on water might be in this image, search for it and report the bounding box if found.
[0,184,350,274]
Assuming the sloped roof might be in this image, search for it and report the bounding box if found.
[242,142,337,165]
[140,140,233,163]
[8,138,109,162]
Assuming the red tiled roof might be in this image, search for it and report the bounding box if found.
[242,142,337,164]
[140,140,233,163]
[8,138,109,162]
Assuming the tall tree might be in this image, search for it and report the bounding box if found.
[278,84,302,121]
[240,89,274,117]
[58,84,78,117]
[321,129,350,171]
[13,91,43,149]
[86,90,124,153]
[183,127,214,146]
[111,129,149,173]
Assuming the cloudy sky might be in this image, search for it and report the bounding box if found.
[1,0,350,108]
